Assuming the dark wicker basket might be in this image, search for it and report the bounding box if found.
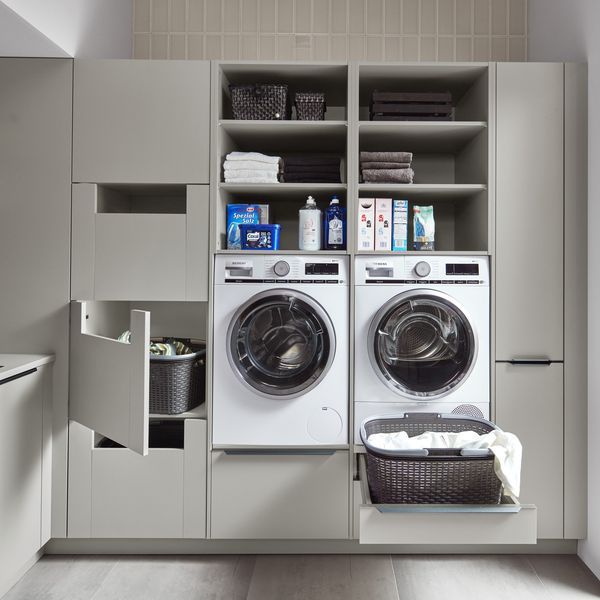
[294,92,326,120]
[360,413,503,505]
[230,84,289,120]
[149,339,206,415]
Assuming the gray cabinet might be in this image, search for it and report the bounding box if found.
[495,62,564,361]
[73,60,210,184]
[495,362,563,539]
[210,451,349,539]
[0,366,52,597]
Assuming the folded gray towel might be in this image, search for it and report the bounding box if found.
[361,161,411,169]
[362,168,414,183]
[360,151,413,163]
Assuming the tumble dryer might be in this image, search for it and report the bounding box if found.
[354,255,490,440]
[213,255,349,447]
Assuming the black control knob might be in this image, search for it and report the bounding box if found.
[273,260,290,277]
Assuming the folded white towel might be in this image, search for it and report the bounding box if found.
[223,160,280,172]
[224,175,280,184]
[226,151,281,164]
[225,169,279,180]
[367,429,522,497]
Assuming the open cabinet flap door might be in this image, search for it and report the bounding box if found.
[70,301,150,456]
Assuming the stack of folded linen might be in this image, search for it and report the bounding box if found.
[223,151,281,183]
[360,151,414,184]
[281,154,342,183]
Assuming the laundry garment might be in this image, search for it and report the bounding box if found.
[367,429,522,497]
[361,161,412,170]
[281,154,342,183]
[362,168,414,183]
[223,152,281,183]
[282,172,342,183]
[225,151,281,164]
[223,159,281,172]
[360,151,413,163]
[283,154,341,167]
[118,331,192,356]
[224,169,279,182]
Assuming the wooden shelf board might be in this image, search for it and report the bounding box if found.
[358,183,486,198]
[149,403,207,420]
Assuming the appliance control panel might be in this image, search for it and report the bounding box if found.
[356,255,489,286]
[216,255,349,284]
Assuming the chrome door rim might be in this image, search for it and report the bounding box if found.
[226,288,337,400]
[367,289,478,400]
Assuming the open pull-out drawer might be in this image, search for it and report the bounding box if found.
[211,450,349,540]
[68,419,206,539]
[355,455,537,544]
[70,300,150,455]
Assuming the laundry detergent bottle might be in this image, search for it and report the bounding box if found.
[299,196,322,251]
[324,195,346,250]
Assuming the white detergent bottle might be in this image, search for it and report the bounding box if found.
[299,196,322,251]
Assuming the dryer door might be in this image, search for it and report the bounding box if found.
[227,289,336,399]
[369,290,477,399]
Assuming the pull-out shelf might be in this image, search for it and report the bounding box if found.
[355,456,537,545]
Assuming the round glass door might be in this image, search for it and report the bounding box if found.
[368,290,477,399]
[227,290,336,399]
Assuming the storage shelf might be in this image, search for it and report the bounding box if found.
[358,183,486,198]
[150,403,207,421]
[359,121,487,153]
[219,183,346,194]
[355,250,489,256]
[216,249,349,255]
[220,120,347,133]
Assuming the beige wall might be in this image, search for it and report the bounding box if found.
[133,0,527,61]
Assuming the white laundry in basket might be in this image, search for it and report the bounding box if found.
[367,429,523,497]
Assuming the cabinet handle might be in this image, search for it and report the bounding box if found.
[508,359,553,366]
[0,367,38,386]
[224,449,336,456]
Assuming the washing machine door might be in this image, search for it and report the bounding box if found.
[227,289,336,399]
[369,289,477,399]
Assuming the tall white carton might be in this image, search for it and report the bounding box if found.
[375,198,392,251]
[358,199,375,251]
[392,199,408,252]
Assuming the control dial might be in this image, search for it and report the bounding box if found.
[273,260,290,277]
[414,261,431,278]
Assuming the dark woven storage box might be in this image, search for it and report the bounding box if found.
[149,339,206,415]
[230,84,289,120]
[294,92,326,120]
[360,413,503,505]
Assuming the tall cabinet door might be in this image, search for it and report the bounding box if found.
[495,362,563,539]
[73,60,210,184]
[495,63,564,361]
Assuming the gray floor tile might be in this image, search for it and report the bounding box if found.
[90,555,250,600]
[527,555,600,599]
[392,555,548,600]
[3,555,116,600]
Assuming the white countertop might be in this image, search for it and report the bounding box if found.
[0,354,55,381]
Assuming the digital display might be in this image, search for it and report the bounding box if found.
[446,263,479,276]
[305,263,339,275]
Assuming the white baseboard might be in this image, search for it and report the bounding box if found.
[0,548,44,599]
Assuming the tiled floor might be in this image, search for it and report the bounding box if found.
[4,554,600,599]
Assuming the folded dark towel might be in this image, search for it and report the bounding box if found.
[283,155,341,167]
[362,168,414,183]
[360,161,412,169]
[283,173,342,183]
[284,164,341,174]
[360,151,413,163]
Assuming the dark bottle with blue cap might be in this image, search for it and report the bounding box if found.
[323,195,346,250]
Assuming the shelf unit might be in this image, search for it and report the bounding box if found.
[212,62,492,257]
[354,62,492,255]
[212,62,352,254]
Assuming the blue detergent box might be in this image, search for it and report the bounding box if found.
[392,199,408,251]
[227,204,260,249]
[239,224,281,250]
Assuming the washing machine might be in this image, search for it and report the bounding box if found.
[354,255,490,440]
[213,254,349,447]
